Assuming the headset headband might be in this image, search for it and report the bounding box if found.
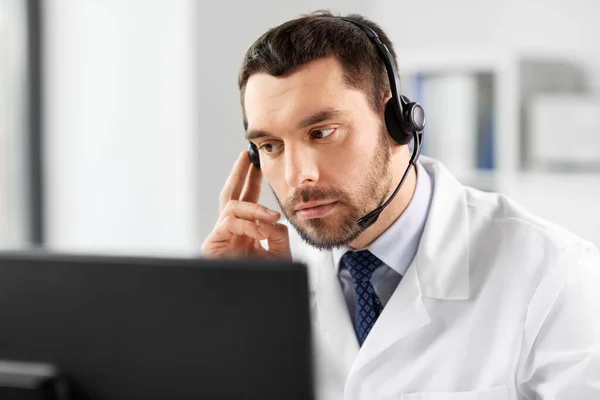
[337,17,405,120]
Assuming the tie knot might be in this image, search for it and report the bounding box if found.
[340,250,384,282]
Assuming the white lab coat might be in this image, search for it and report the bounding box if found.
[288,156,600,400]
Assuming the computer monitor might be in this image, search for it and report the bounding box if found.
[0,250,313,400]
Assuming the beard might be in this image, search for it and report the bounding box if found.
[273,130,392,250]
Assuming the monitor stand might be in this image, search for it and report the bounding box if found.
[0,360,68,400]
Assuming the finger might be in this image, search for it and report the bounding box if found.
[221,200,280,223]
[240,158,263,203]
[245,221,289,256]
[219,151,252,211]
[211,216,269,243]
[263,223,290,257]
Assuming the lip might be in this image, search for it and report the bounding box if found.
[295,200,336,211]
[295,201,338,220]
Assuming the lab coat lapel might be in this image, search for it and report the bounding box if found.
[351,255,431,372]
[416,158,470,301]
[290,233,360,376]
[349,157,471,373]
[310,249,360,372]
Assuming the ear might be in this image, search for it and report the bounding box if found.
[379,91,392,115]
[384,98,405,143]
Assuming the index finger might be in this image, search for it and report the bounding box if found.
[220,151,252,211]
[240,157,263,204]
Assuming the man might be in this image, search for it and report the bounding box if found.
[201,11,600,400]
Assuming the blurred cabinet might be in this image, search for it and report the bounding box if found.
[398,50,600,247]
[528,95,600,170]
[399,50,596,184]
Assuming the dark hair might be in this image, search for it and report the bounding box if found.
[238,10,398,121]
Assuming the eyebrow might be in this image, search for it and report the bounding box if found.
[245,129,271,142]
[298,107,349,129]
[245,107,349,141]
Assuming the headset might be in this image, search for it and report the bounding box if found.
[247,17,426,230]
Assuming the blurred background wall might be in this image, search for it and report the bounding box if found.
[1,0,599,256]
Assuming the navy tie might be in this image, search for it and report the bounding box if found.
[340,250,384,345]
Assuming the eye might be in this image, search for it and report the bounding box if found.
[259,141,282,153]
[311,128,335,139]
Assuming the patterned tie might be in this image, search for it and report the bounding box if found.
[340,250,384,346]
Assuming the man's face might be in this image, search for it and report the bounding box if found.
[244,57,392,250]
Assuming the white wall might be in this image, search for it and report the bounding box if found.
[374,0,600,88]
[43,0,372,256]
[44,0,201,256]
[499,174,600,248]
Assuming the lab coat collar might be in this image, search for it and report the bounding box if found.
[415,156,470,301]
[348,156,471,375]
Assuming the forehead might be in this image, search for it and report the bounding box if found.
[244,57,363,131]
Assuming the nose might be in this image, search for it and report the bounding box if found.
[284,144,319,188]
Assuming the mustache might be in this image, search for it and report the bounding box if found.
[285,187,349,210]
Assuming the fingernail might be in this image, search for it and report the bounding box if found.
[267,209,280,216]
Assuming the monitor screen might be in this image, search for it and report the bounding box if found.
[0,251,313,400]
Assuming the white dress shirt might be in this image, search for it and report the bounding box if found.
[333,161,433,317]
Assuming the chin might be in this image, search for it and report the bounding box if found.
[290,215,363,250]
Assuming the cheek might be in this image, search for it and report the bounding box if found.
[261,163,287,198]
[325,152,355,179]
[337,137,377,183]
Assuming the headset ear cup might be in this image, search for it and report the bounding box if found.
[404,102,426,133]
[384,98,411,145]
[248,143,261,170]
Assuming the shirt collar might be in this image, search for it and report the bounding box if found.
[332,161,433,276]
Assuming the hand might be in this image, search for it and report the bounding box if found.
[201,151,291,259]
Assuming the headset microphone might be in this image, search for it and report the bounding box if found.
[357,127,423,229]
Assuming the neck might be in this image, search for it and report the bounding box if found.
[348,152,418,249]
